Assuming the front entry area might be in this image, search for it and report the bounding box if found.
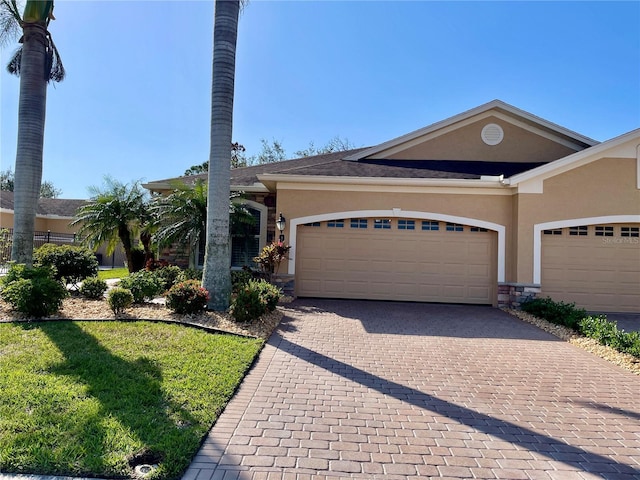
[295,218,497,305]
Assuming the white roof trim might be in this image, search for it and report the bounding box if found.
[509,128,640,186]
[257,173,506,189]
[344,99,598,161]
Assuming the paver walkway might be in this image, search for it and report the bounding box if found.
[183,300,640,480]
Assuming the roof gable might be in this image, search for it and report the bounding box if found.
[508,128,640,192]
[345,100,598,164]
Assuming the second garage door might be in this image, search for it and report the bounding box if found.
[542,224,640,312]
[296,218,497,304]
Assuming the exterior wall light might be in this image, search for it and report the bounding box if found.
[276,213,286,242]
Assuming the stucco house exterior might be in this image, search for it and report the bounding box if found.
[0,192,125,267]
[144,100,640,313]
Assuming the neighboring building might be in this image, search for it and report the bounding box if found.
[144,100,640,313]
[0,192,125,267]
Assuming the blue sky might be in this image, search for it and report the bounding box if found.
[1,0,639,199]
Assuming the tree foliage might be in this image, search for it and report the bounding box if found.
[294,135,355,157]
[71,176,151,273]
[183,136,356,175]
[0,168,62,198]
[183,142,246,175]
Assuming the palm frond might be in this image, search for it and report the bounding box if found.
[6,45,21,76]
[45,31,64,82]
[0,0,22,47]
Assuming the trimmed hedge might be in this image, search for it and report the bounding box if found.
[230,279,282,323]
[0,264,68,317]
[522,297,639,359]
[165,280,209,314]
[34,244,99,288]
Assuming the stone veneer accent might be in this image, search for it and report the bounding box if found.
[498,283,541,309]
[271,273,295,297]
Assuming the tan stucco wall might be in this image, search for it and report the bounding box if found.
[276,187,516,281]
[0,212,75,234]
[0,211,12,229]
[513,157,640,282]
[373,117,577,163]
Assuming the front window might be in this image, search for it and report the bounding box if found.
[197,205,264,268]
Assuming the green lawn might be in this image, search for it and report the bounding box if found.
[98,267,129,280]
[0,321,263,480]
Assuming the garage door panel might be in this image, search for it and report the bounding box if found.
[542,224,640,312]
[297,223,496,304]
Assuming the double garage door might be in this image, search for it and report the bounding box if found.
[296,218,496,305]
[542,224,640,313]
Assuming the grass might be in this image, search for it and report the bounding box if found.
[98,267,129,280]
[0,321,263,480]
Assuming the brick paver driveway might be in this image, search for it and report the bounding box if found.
[183,300,640,480]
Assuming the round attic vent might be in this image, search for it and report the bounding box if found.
[481,123,504,145]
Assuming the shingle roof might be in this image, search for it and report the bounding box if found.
[145,146,544,189]
[0,191,87,217]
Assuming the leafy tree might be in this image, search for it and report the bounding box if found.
[202,0,241,310]
[184,161,208,176]
[294,135,355,157]
[183,142,246,175]
[0,168,62,198]
[71,177,151,273]
[250,138,286,165]
[2,0,65,265]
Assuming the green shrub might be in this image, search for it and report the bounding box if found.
[231,284,265,323]
[165,280,209,314]
[118,271,163,303]
[178,268,203,282]
[231,269,254,293]
[521,297,587,329]
[0,264,67,317]
[79,277,108,300]
[230,279,281,322]
[154,265,183,291]
[252,280,281,312]
[33,244,99,288]
[107,287,134,315]
[579,316,640,358]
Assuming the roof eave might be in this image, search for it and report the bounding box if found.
[508,128,640,186]
[257,173,508,189]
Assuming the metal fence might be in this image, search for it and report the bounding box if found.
[0,228,78,273]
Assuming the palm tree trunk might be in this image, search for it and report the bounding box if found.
[11,22,48,266]
[202,0,240,311]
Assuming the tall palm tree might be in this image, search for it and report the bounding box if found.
[71,177,150,273]
[1,0,65,266]
[202,0,241,310]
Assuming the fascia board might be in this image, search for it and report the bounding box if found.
[256,173,506,189]
[509,128,640,186]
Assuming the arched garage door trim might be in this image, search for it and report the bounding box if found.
[533,215,640,284]
[288,209,506,282]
